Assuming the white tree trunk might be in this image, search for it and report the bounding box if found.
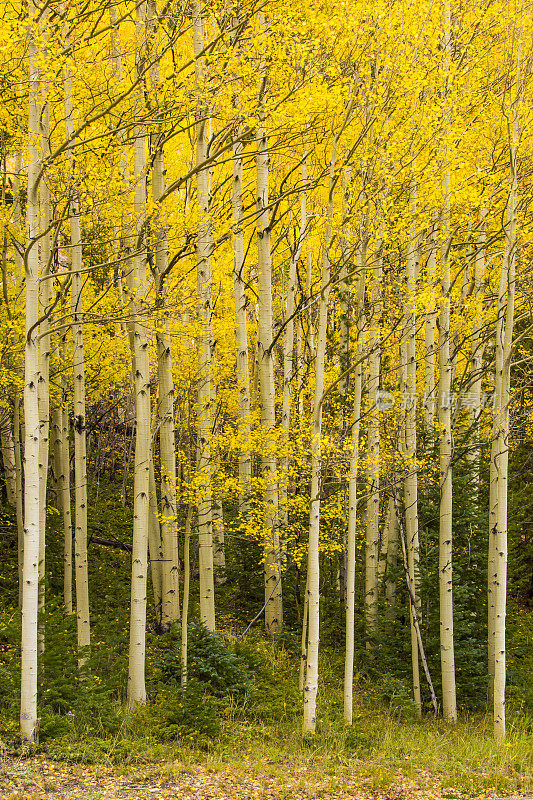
[384,493,398,613]
[14,394,24,608]
[1,422,16,505]
[280,144,308,534]
[150,0,180,631]
[64,52,91,662]
[469,219,486,480]
[424,212,438,431]
[54,317,73,616]
[302,134,336,734]
[365,250,381,649]
[148,454,163,626]
[212,448,226,582]
[11,161,25,608]
[193,0,215,632]
[37,71,52,660]
[404,179,421,714]
[256,15,282,636]
[344,252,365,724]
[21,4,41,739]
[493,54,519,740]
[231,25,252,520]
[181,503,193,688]
[439,171,457,725]
[127,0,151,705]
[438,2,457,723]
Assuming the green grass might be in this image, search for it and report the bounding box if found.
[0,490,531,797]
[28,642,533,797]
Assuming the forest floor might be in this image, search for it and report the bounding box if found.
[0,749,532,800]
[1,755,531,800]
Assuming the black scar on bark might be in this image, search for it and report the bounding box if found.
[74,415,85,434]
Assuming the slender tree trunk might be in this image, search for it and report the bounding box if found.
[469,217,486,488]
[10,159,25,608]
[14,394,24,608]
[493,51,519,740]
[280,144,308,534]
[148,455,163,627]
[193,0,215,631]
[231,18,252,520]
[305,251,315,363]
[488,313,500,704]
[60,396,73,615]
[150,0,180,630]
[256,13,282,636]
[438,1,457,723]
[181,503,193,688]
[54,317,73,615]
[423,213,438,431]
[20,2,41,739]
[365,249,381,650]
[212,445,226,582]
[302,134,336,734]
[64,50,90,662]
[37,69,52,661]
[439,144,457,725]
[128,0,151,705]
[404,178,421,714]
[299,571,309,693]
[384,493,398,613]
[1,421,16,505]
[344,252,365,724]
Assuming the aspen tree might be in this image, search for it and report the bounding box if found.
[423,213,438,430]
[0,422,16,504]
[53,305,73,615]
[256,12,281,636]
[231,7,252,519]
[64,36,90,660]
[384,493,398,612]
[299,571,308,693]
[488,366,499,703]
[493,22,520,740]
[438,208,457,722]
[212,443,226,581]
[344,248,365,725]
[193,0,215,631]
[127,0,151,705]
[303,134,336,734]
[404,179,421,714]
[305,250,315,361]
[280,145,308,533]
[181,503,193,688]
[150,0,180,630]
[37,47,52,659]
[10,160,24,605]
[338,168,353,600]
[365,250,381,649]
[20,0,42,740]
[438,0,457,722]
[148,455,163,624]
[14,395,24,607]
[469,216,486,485]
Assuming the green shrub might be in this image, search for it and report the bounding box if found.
[378,673,420,721]
[151,682,220,745]
[155,622,254,700]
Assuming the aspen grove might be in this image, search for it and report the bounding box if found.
[0,0,532,764]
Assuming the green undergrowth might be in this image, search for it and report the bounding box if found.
[0,494,532,796]
[1,634,532,796]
